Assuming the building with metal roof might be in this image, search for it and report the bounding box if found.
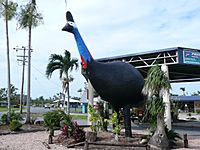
[97,47,200,83]
[171,96,200,112]
[171,96,200,102]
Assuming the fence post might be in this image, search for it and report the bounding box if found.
[184,134,188,148]
[84,140,89,150]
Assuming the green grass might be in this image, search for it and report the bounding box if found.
[70,108,82,113]
[0,106,87,121]
[21,112,87,120]
[70,114,87,120]
[30,112,87,120]
[0,107,20,112]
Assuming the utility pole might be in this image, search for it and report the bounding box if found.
[14,46,28,114]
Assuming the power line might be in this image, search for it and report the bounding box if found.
[32,65,61,88]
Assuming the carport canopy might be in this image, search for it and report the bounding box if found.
[97,47,200,83]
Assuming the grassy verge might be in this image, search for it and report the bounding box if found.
[0,107,87,121]
[70,108,82,113]
[22,113,87,120]
[0,107,20,112]
[70,114,87,120]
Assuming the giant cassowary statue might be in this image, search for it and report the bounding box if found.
[62,11,145,137]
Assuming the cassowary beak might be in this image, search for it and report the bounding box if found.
[62,23,73,32]
[62,11,74,33]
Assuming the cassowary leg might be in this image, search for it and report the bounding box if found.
[124,105,132,138]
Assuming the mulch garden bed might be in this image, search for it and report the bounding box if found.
[0,124,184,150]
[53,131,149,150]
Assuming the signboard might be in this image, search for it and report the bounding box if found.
[183,50,200,65]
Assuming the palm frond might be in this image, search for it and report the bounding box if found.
[69,58,79,71]
[17,1,43,29]
[0,0,18,20]
[59,69,64,79]
[46,50,79,80]
[46,62,62,78]
[142,65,171,98]
[49,54,63,63]
[64,50,71,61]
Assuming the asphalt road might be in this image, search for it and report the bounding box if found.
[131,122,200,138]
[28,106,55,113]
[174,126,200,137]
[75,119,200,137]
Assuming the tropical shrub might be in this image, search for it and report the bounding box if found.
[111,111,121,135]
[111,111,121,141]
[57,124,69,142]
[9,120,22,131]
[1,114,7,124]
[43,110,70,129]
[1,111,22,124]
[60,114,74,136]
[97,101,109,131]
[88,104,103,132]
[10,111,22,121]
[57,121,85,143]
[43,110,73,138]
[72,122,85,142]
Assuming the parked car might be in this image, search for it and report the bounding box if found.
[44,104,50,109]
[130,109,144,123]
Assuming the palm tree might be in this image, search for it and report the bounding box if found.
[17,0,43,123]
[46,50,78,115]
[0,0,18,123]
[143,65,171,149]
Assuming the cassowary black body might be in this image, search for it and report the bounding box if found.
[87,60,145,109]
[62,11,146,137]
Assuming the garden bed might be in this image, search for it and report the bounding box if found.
[54,130,149,150]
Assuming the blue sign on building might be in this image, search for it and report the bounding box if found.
[183,50,200,65]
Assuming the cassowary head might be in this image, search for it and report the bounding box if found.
[62,11,76,33]
[62,11,93,70]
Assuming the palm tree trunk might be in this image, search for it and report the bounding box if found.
[66,73,70,115]
[62,92,66,111]
[148,113,169,150]
[26,24,32,123]
[5,15,11,123]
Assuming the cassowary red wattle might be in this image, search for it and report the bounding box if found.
[62,11,145,110]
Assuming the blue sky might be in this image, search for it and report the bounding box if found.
[1,0,200,99]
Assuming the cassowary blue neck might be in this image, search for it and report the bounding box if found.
[73,28,93,68]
